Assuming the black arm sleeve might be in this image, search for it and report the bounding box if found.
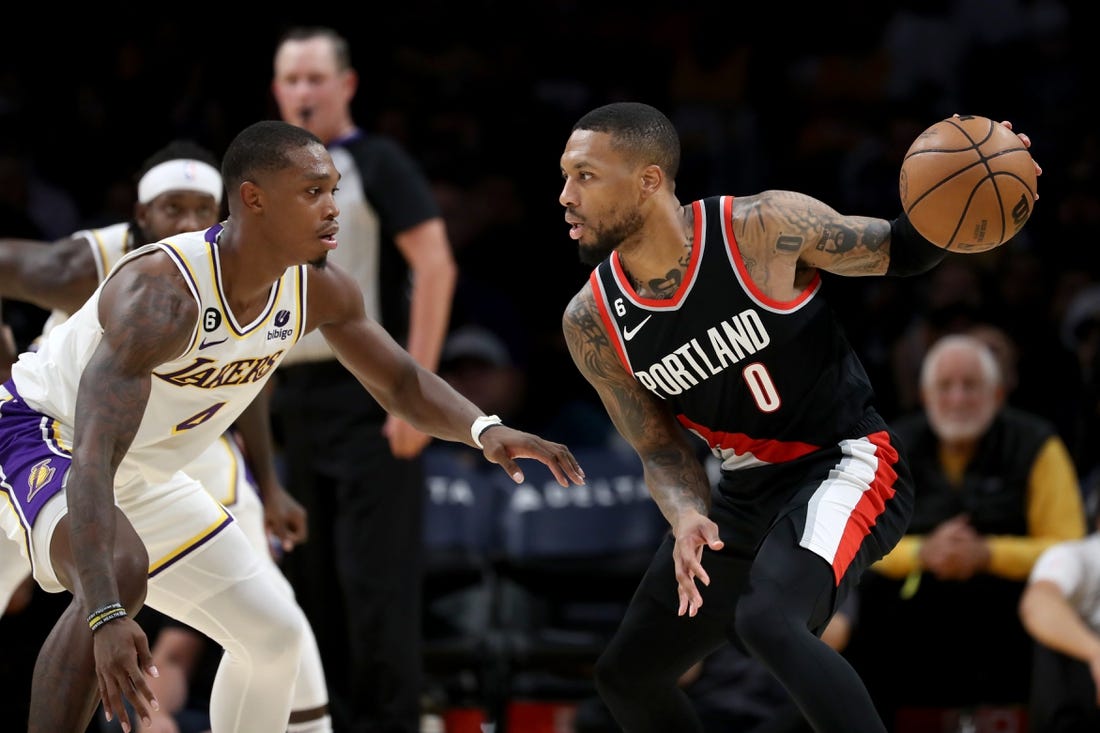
[885,213,949,277]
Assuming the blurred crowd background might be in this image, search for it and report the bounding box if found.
[1,0,1093,450]
[2,2,1098,730]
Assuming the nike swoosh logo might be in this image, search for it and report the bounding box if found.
[623,315,652,341]
[199,337,228,350]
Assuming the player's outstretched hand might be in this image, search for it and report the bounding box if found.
[478,425,586,487]
[94,617,159,732]
[672,511,724,618]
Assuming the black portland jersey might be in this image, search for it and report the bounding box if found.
[591,195,880,472]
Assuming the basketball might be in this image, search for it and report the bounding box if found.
[899,115,1037,253]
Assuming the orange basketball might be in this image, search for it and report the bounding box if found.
[899,115,1037,253]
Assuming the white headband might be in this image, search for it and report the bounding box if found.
[137,159,223,204]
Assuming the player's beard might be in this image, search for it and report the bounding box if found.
[577,206,645,266]
[309,254,328,269]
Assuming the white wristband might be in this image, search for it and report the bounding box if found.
[471,414,503,448]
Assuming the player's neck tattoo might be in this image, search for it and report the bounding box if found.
[630,239,692,300]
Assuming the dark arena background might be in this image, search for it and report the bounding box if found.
[1,3,1095,731]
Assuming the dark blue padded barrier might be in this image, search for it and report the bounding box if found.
[493,447,667,559]
[422,445,500,556]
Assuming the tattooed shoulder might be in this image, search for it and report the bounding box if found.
[563,286,604,345]
[562,285,621,378]
[100,263,198,367]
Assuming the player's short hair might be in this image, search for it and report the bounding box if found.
[573,102,681,180]
[221,120,323,196]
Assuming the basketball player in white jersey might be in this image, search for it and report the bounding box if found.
[0,119,585,733]
[0,139,334,731]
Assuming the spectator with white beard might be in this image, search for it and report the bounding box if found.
[851,331,1088,730]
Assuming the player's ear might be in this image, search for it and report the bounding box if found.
[238,181,264,212]
[640,164,663,196]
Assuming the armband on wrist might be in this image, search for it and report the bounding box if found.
[471,414,503,448]
[886,212,948,277]
[87,602,127,632]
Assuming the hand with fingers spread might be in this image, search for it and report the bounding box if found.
[672,510,724,618]
[476,423,586,487]
[93,615,159,733]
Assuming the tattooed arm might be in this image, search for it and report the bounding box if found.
[70,251,195,608]
[730,123,1037,286]
[562,283,723,617]
[732,191,893,282]
[67,251,197,719]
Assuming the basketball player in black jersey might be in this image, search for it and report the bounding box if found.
[558,102,1040,733]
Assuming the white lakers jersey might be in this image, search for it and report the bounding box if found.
[11,224,306,486]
